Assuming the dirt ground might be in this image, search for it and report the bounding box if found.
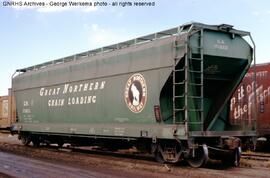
[0,132,270,178]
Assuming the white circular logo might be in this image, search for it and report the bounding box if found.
[124,73,147,113]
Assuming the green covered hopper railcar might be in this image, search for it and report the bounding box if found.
[12,22,256,167]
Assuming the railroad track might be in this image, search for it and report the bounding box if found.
[0,130,12,134]
[0,141,166,171]
[41,144,157,164]
[241,152,270,161]
[71,146,154,162]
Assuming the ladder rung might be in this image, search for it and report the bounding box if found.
[189,69,202,74]
[174,81,185,85]
[189,122,203,124]
[174,108,185,111]
[174,122,186,124]
[174,95,185,98]
[188,96,202,99]
[190,58,203,61]
[188,109,203,112]
[174,69,185,72]
[190,46,203,49]
[188,83,202,86]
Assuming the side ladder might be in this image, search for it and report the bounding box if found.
[173,29,204,132]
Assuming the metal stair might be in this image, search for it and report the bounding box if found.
[173,29,204,132]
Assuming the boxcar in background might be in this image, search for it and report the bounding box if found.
[0,89,16,129]
[230,63,270,147]
[12,22,256,167]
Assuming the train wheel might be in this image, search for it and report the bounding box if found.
[21,135,31,146]
[57,141,64,148]
[187,144,209,168]
[32,138,41,147]
[154,149,165,163]
[221,147,241,167]
[231,147,241,166]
